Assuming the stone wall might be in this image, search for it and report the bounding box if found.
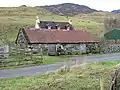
[45,43,100,55]
[104,44,120,53]
[17,30,28,49]
[103,40,120,53]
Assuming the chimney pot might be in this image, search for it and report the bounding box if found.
[35,16,40,29]
[69,19,72,24]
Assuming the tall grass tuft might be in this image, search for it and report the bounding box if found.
[56,65,70,75]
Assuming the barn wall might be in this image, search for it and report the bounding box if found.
[16,30,28,49]
[0,44,9,58]
[16,30,99,55]
[47,43,99,55]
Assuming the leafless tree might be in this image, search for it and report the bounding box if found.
[104,15,120,34]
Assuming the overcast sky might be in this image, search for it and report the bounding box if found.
[0,0,120,11]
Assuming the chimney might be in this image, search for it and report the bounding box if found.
[35,16,40,29]
[69,19,72,24]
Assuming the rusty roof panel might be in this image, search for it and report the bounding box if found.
[23,28,99,44]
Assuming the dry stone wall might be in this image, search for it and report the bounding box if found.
[103,40,120,53]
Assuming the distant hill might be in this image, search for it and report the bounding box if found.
[19,5,27,7]
[40,3,98,16]
[112,9,120,14]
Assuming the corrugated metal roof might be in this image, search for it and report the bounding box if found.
[23,28,99,44]
[104,28,120,40]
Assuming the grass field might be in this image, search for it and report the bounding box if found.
[0,7,112,43]
[0,54,83,69]
[0,60,120,90]
[0,55,68,69]
[42,55,73,64]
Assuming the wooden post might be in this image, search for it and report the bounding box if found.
[31,48,33,61]
[16,44,18,55]
[40,44,43,63]
[100,76,104,90]
[29,45,33,61]
[79,43,81,55]
[40,44,43,58]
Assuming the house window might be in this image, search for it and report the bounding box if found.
[67,27,70,30]
[65,25,67,29]
[55,25,58,29]
[45,26,48,29]
[55,24,60,30]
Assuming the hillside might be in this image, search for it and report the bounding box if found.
[112,9,120,14]
[40,3,98,16]
[0,7,113,43]
[0,7,54,42]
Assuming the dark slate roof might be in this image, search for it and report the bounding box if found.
[17,28,99,44]
[38,21,74,30]
[104,28,120,40]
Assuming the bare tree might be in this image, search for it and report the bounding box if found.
[104,15,120,34]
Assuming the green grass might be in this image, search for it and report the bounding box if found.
[0,55,76,69]
[42,55,84,64]
[0,60,120,90]
[43,56,69,64]
[99,60,120,67]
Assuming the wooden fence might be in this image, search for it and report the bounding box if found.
[0,50,43,68]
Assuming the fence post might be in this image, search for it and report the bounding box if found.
[40,44,43,63]
[100,76,104,90]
